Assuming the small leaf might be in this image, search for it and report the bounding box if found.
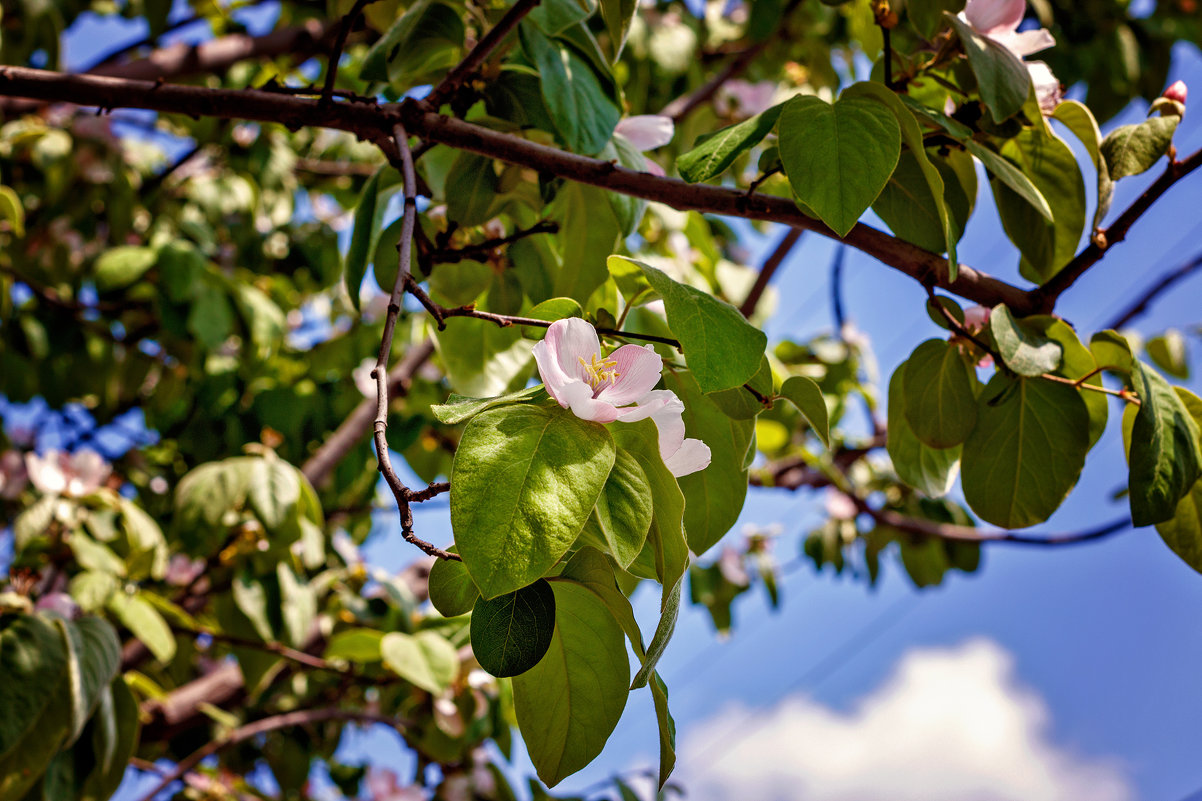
[778,93,901,237]
[1147,330,1189,380]
[965,140,1053,221]
[599,0,638,58]
[1128,360,1202,527]
[343,166,387,310]
[94,246,156,292]
[513,581,629,786]
[779,375,830,447]
[1090,330,1134,376]
[613,420,688,592]
[886,367,961,497]
[902,339,979,449]
[107,591,176,663]
[677,104,783,183]
[445,152,500,227]
[617,256,767,393]
[470,579,557,677]
[582,449,654,568]
[946,12,1031,122]
[1153,389,1202,574]
[0,185,25,237]
[529,0,597,35]
[324,629,385,663]
[650,672,677,789]
[630,575,681,689]
[452,405,616,598]
[990,305,1062,376]
[961,375,1090,528]
[428,555,481,618]
[380,631,459,694]
[1101,116,1180,181]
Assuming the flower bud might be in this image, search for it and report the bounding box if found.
[1164,80,1188,105]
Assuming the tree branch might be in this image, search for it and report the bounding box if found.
[1029,146,1202,310]
[135,707,404,801]
[424,220,558,265]
[1104,251,1202,330]
[860,503,1132,547]
[740,228,802,318]
[321,0,378,103]
[0,66,1034,312]
[422,0,542,110]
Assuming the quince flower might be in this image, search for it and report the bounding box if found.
[0,450,28,499]
[25,448,111,497]
[715,80,778,120]
[532,318,711,477]
[960,0,1060,115]
[614,115,674,177]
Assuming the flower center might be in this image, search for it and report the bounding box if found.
[578,353,620,391]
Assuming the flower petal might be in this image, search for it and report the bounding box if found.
[533,338,573,407]
[560,380,621,423]
[26,450,67,495]
[964,0,1024,38]
[614,115,675,151]
[595,344,663,406]
[1027,61,1062,115]
[548,317,602,383]
[664,437,711,476]
[995,27,1055,57]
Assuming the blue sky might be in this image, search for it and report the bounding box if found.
[48,5,1202,801]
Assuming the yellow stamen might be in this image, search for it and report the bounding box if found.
[579,353,620,389]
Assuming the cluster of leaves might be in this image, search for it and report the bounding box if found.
[0,0,1201,797]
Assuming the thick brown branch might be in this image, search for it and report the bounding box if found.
[423,0,541,109]
[135,708,403,801]
[741,228,802,318]
[1030,146,1202,310]
[1105,251,1202,330]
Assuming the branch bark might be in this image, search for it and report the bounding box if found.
[423,0,542,109]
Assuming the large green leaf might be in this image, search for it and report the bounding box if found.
[470,579,557,677]
[961,375,1090,528]
[248,456,301,532]
[513,581,629,787]
[323,629,385,663]
[444,152,500,228]
[945,11,1031,122]
[617,257,767,393]
[434,317,534,398]
[558,548,645,661]
[381,631,459,695]
[0,614,68,759]
[57,616,121,746]
[530,0,597,35]
[343,166,388,310]
[360,0,464,88]
[613,420,688,592]
[1052,100,1111,230]
[902,339,979,449]
[886,366,961,497]
[1101,116,1180,181]
[599,0,638,58]
[779,375,830,447]
[1152,390,1202,573]
[676,104,784,183]
[553,183,621,304]
[452,405,616,598]
[78,677,140,801]
[277,562,316,649]
[521,23,620,155]
[1029,317,1108,449]
[964,140,1053,221]
[991,127,1086,284]
[778,93,901,237]
[580,449,653,568]
[662,371,755,554]
[990,305,1062,377]
[107,590,176,663]
[428,553,481,617]
[1128,361,1202,527]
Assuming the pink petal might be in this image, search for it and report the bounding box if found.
[1164,80,1188,104]
[664,437,710,477]
[595,344,663,406]
[548,318,602,383]
[994,27,1054,57]
[642,156,666,177]
[26,450,67,495]
[68,449,110,495]
[614,115,675,151]
[964,0,1025,38]
[1027,61,1062,115]
[533,338,573,407]
[559,381,621,423]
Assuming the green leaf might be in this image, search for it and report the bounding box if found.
[964,140,1053,221]
[232,570,274,642]
[530,0,597,36]
[1029,317,1108,449]
[452,405,616,598]
[552,182,622,304]
[908,0,959,38]
[1052,100,1111,230]
[277,562,316,649]
[990,305,1062,376]
[1154,390,1202,574]
[677,104,784,183]
[1128,361,1202,527]
[57,616,121,747]
[1101,116,1180,181]
[599,0,638,59]
[361,0,464,88]
[886,366,961,497]
[432,386,547,425]
[708,354,772,420]
[558,548,645,660]
[445,152,500,227]
[961,375,1090,528]
[523,298,585,339]
[78,677,139,801]
[521,23,620,155]
[990,127,1087,284]
[248,456,301,532]
[1147,330,1189,380]
[612,420,688,592]
[470,579,557,677]
[0,185,25,237]
[778,93,901,237]
[662,371,755,554]
[842,80,959,278]
[428,554,481,617]
[945,11,1031,122]
[581,449,653,568]
[1090,330,1134,376]
[630,575,681,690]
[617,256,767,393]
[434,317,535,398]
[94,246,156,292]
[324,629,385,663]
[650,672,676,789]
[902,339,979,449]
[107,591,176,663]
[513,581,629,786]
[779,375,830,447]
[0,613,68,759]
[380,630,459,694]
[344,166,387,310]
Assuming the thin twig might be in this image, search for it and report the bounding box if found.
[740,228,802,318]
[831,245,847,332]
[373,124,459,562]
[860,501,1132,546]
[321,0,376,103]
[134,708,403,801]
[425,220,558,265]
[423,0,542,110]
[1105,251,1202,330]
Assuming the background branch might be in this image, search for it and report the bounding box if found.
[1104,251,1202,330]
[422,0,542,109]
[740,228,802,318]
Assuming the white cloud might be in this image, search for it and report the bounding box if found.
[675,639,1133,801]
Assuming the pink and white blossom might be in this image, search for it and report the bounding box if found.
[0,450,28,499]
[614,115,675,177]
[714,80,778,119]
[25,448,111,497]
[1028,62,1062,116]
[533,318,711,477]
[35,592,80,619]
[364,768,428,801]
[165,554,206,587]
[961,0,1054,58]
